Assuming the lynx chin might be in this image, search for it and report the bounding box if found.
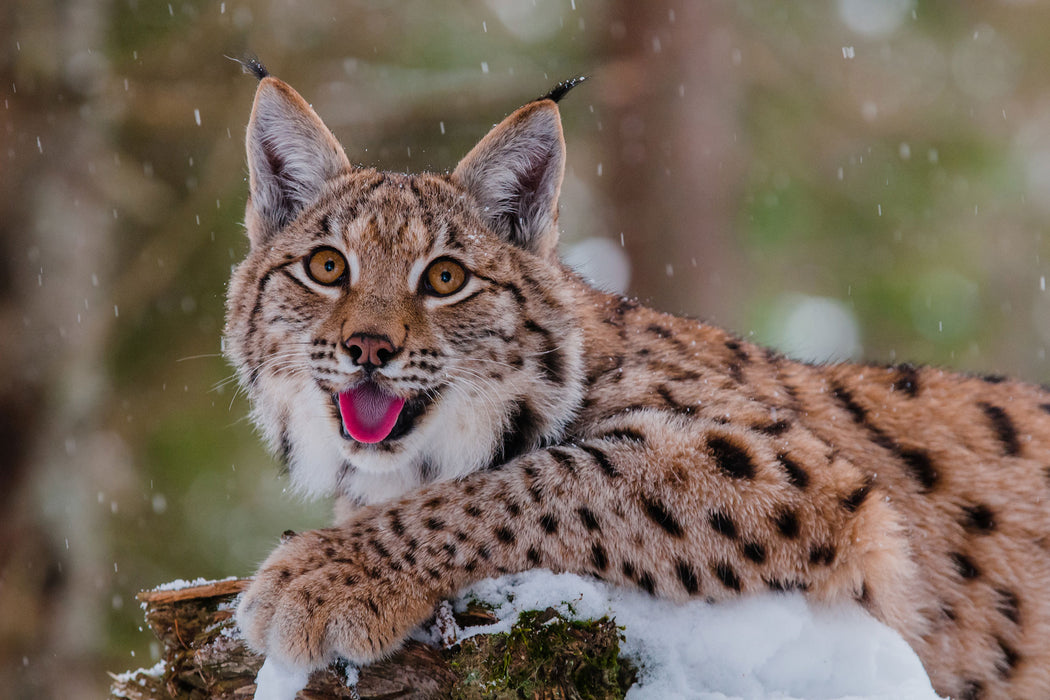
[227,61,1050,700]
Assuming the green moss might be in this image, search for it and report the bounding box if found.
[448,607,636,699]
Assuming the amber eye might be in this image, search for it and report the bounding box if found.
[423,257,469,297]
[305,247,347,286]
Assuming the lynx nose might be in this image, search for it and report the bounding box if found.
[345,333,397,368]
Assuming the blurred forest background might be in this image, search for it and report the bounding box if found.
[3,0,1050,697]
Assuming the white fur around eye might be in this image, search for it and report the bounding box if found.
[407,256,428,292]
[410,256,479,306]
[292,262,343,297]
[346,250,360,286]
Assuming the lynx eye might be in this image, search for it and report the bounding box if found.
[305,247,347,286]
[423,257,469,297]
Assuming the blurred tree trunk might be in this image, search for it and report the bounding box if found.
[0,0,124,697]
[598,0,749,324]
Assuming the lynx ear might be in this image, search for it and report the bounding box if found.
[245,77,350,246]
[452,101,565,258]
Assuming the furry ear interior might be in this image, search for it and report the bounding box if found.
[452,100,566,258]
[245,77,350,246]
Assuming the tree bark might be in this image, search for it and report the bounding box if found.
[109,578,633,700]
[109,579,457,699]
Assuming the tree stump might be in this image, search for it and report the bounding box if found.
[109,578,634,699]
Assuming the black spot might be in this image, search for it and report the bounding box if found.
[525,320,566,387]
[809,544,836,566]
[540,513,559,534]
[892,364,920,397]
[962,504,997,533]
[742,542,766,564]
[646,324,673,339]
[982,374,1007,384]
[996,638,1020,678]
[477,544,491,560]
[995,589,1020,625]
[369,538,390,560]
[598,427,646,443]
[581,444,619,478]
[464,504,483,518]
[708,510,737,539]
[941,601,956,622]
[578,506,601,532]
[842,480,872,513]
[278,429,293,468]
[833,382,939,491]
[958,680,983,700]
[708,436,756,479]
[777,453,809,489]
[548,447,577,474]
[713,562,742,591]
[725,339,750,382]
[1040,403,1050,416]
[638,571,656,595]
[527,547,541,565]
[621,560,636,581]
[655,384,693,414]
[495,526,516,544]
[644,497,685,537]
[497,400,544,464]
[951,552,980,580]
[366,599,379,615]
[831,382,868,424]
[423,496,444,509]
[675,559,700,594]
[979,402,1021,457]
[899,449,938,492]
[755,420,791,436]
[591,543,609,572]
[774,509,800,539]
[387,511,406,537]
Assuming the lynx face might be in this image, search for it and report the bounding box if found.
[224,77,586,504]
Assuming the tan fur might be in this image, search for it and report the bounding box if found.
[228,75,1050,699]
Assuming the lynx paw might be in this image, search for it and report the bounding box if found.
[236,529,428,671]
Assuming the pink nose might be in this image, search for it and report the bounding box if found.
[344,333,397,367]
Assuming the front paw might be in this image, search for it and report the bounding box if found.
[236,529,429,670]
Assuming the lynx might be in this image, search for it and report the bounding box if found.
[227,61,1050,699]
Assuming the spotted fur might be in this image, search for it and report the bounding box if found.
[228,74,1050,699]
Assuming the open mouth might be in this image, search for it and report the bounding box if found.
[334,381,430,444]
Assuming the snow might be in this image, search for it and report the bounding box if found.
[253,657,310,700]
[151,575,239,592]
[456,570,942,700]
[248,568,942,699]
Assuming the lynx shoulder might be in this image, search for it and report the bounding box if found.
[226,68,1050,699]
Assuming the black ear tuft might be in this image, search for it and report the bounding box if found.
[536,76,588,104]
[227,53,270,81]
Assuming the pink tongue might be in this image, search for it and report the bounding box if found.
[338,383,406,443]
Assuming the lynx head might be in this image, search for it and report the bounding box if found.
[224,73,586,504]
